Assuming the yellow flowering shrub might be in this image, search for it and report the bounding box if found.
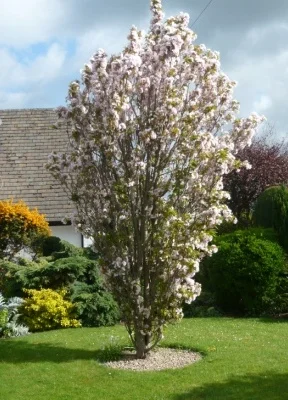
[0,200,51,259]
[20,289,81,331]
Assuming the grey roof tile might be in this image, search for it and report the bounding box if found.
[0,108,74,222]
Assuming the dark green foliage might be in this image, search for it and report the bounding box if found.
[32,256,96,290]
[216,213,253,235]
[0,256,92,297]
[70,281,120,327]
[0,258,50,298]
[217,227,279,243]
[48,239,84,260]
[183,291,223,317]
[264,269,288,316]
[41,236,62,256]
[1,247,90,298]
[0,263,6,293]
[253,185,288,250]
[0,239,120,327]
[199,229,286,315]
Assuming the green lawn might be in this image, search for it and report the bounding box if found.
[0,318,287,400]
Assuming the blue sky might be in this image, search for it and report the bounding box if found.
[1,0,288,138]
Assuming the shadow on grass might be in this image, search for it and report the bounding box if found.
[172,372,288,400]
[160,342,208,358]
[0,339,206,367]
[259,317,288,324]
[0,340,123,364]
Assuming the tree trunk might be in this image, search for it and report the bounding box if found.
[135,330,147,359]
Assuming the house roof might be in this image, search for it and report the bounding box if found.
[0,108,74,222]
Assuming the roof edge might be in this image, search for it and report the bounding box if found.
[0,107,58,112]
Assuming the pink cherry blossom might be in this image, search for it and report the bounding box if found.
[47,0,264,359]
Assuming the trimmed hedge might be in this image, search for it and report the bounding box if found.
[198,228,286,315]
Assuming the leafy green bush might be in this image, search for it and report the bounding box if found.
[199,229,286,315]
[0,292,29,338]
[217,227,279,243]
[253,185,288,250]
[20,289,81,332]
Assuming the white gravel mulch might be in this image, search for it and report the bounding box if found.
[104,347,202,371]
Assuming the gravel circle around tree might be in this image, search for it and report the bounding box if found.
[103,347,202,371]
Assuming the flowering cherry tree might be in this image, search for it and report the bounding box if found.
[47,0,263,358]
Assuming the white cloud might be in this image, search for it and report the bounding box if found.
[0,91,28,108]
[72,27,128,71]
[0,0,66,47]
[226,49,288,138]
[27,44,67,83]
[246,22,288,46]
[0,43,66,88]
[253,95,272,113]
[74,29,122,62]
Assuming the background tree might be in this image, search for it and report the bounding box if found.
[47,0,263,358]
[253,185,288,250]
[0,200,50,259]
[224,126,288,222]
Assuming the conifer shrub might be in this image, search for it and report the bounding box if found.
[49,239,84,260]
[41,236,62,256]
[0,255,100,297]
[70,281,120,327]
[0,240,120,328]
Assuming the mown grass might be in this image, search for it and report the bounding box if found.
[0,318,287,400]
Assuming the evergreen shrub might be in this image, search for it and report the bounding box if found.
[199,228,285,315]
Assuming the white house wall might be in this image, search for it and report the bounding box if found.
[83,236,93,247]
[51,225,82,247]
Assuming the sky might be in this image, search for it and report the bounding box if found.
[1,0,288,138]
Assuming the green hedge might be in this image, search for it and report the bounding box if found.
[198,228,286,315]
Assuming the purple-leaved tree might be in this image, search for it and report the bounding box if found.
[47,0,263,358]
[224,126,288,221]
